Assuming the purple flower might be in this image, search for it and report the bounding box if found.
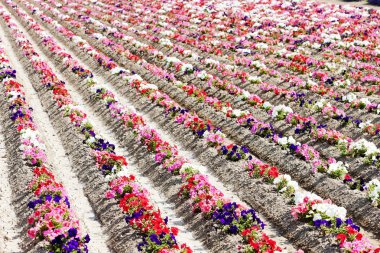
[68,228,77,238]
[149,234,161,245]
[84,234,90,243]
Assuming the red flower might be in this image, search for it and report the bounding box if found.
[344,174,352,181]
[336,233,347,246]
[355,233,363,241]
[171,227,179,236]
[268,167,279,179]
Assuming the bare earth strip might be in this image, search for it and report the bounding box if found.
[0,101,22,252]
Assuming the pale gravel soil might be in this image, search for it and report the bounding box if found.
[0,15,112,253]
[0,2,209,251]
[0,105,22,253]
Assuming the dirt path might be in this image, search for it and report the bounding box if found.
[0,105,22,253]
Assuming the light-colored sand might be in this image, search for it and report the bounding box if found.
[0,109,22,253]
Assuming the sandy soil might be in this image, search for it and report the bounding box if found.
[0,108,22,252]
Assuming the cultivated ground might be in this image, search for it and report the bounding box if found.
[0,0,380,252]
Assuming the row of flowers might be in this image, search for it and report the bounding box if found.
[244,158,380,253]
[154,0,380,74]
[47,0,380,169]
[68,0,380,136]
[11,0,289,251]
[19,1,380,252]
[0,3,191,252]
[0,44,90,252]
[87,0,380,109]
[31,0,380,210]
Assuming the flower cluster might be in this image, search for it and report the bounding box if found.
[105,176,191,253]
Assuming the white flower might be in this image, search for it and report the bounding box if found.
[224,64,235,71]
[210,40,221,46]
[278,137,288,146]
[262,101,273,110]
[160,30,174,36]
[221,106,232,114]
[312,43,321,49]
[165,57,180,64]
[313,99,328,110]
[256,43,268,50]
[312,203,347,220]
[240,90,250,100]
[236,48,251,54]
[179,163,200,175]
[327,161,348,176]
[92,33,105,40]
[342,93,357,103]
[231,109,248,117]
[273,174,299,193]
[313,213,322,221]
[180,64,193,73]
[111,67,128,75]
[365,179,380,206]
[205,58,220,66]
[288,180,299,191]
[307,78,318,87]
[287,136,297,145]
[86,136,96,144]
[183,50,192,57]
[159,38,173,47]
[294,191,322,205]
[248,75,262,84]
[276,48,287,56]
[325,62,337,71]
[351,139,379,157]
[359,97,372,106]
[273,174,291,185]
[334,79,350,87]
[359,120,373,130]
[196,71,210,80]
[272,105,293,119]
[251,61,266,69]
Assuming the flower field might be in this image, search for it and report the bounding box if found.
[0,0,380,252]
